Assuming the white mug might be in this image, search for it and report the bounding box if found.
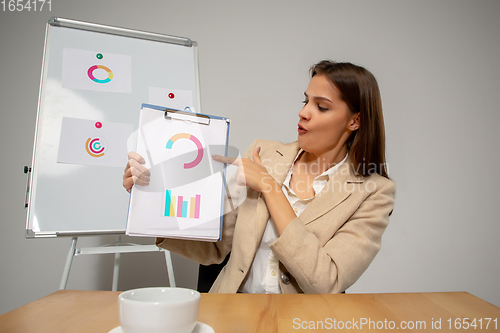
[119,287,200,333]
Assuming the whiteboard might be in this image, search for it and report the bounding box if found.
[26,18,200,237]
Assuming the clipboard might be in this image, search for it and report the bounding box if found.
[126,104,230,241]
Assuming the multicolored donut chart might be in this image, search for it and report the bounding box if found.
[166,133,203,169]
[85,137,105,157]
[87,65,113,84]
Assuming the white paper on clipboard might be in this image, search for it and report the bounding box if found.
[126,104,230,241]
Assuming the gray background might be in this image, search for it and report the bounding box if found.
[1,0,499,315]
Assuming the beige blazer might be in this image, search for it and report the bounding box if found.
[156,139,395,294]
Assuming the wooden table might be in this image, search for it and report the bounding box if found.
[1,290,499,332]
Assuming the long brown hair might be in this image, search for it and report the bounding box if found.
[310,60,388,178]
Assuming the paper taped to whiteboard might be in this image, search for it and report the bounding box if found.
[57,117,134,167]
[62,48,132,94]
[149,87,194,111]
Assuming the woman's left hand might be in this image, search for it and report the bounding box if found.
[212,147,277,193]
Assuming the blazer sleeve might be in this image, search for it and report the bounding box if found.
[269,176,395,293]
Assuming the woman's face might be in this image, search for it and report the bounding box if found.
[298,74,359,158]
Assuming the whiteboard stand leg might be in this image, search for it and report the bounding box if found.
[164,250,176,287]
[59,237,78,290]
[58,237,175,290]
[112,235,121,291]
[112,252,121,291]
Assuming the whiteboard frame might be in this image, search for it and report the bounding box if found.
[26,17,201,238]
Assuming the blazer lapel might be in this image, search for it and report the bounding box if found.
[254,142,300,241]
[299,162,364,225]
[268,143,300,185]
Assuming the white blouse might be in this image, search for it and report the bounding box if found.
[239,152,348,293]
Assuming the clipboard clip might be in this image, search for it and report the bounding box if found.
[164,108,210,125]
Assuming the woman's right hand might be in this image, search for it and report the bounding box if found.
[123,152,150,193]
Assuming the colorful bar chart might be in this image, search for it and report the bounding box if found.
[165,190,201,219]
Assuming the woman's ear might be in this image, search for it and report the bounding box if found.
[348,113,360,131]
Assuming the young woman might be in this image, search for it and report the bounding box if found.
[123,61,395,294]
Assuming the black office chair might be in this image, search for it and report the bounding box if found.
[197,254,230,292]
